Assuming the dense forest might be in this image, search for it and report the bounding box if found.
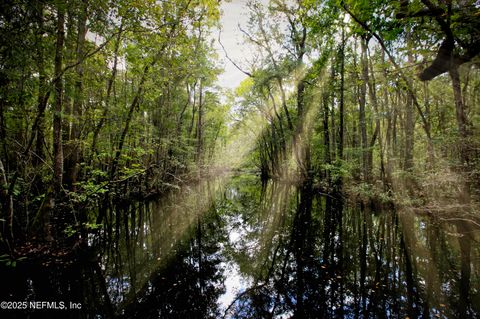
[236,0,479,195]
[0,0,227,245]
[0,0,479,317]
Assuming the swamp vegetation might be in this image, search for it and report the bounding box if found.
[0,0,479,318]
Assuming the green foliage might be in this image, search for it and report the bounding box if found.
[232,0,479,209]
[0,0,478,245]
[64,222,103,238]
[322,160,351,180]
[0,0,231,232]
[0,254,27,268]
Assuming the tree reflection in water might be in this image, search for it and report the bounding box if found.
[1,174,479,318]
[219,176,480,319]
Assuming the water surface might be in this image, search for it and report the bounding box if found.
[2,174,479,318]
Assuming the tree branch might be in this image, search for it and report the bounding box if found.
[340,1,432,142]
[217,30,253,77]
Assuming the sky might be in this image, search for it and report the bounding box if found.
[89,0,258,90]
[214,2,261,308]
[215,0,254,90]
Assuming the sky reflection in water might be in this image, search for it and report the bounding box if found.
[1,174,479,318]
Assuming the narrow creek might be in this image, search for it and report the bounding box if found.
[2,174,479,318]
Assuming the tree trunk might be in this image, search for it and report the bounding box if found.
[109,15,183,181]
[404,40,415,171]
[188,82,197,138]
[109,65,149,181]
[196,79,203,164]
[423,82,435,167]
[34,2,47,166]
[359,37,369,181]
[449,64,470,163]
[91,22,123,156]
[367,48,382,182]
[176,82,192,137]
[268,89,286,154]
[295,26,307,120]
[449,63,471,203]
[380,51,392,188]
[337,23,345,161]
[66,0,88,189]
[0,157,14,243]
[330,84,336,161]
[323,95,331,180]
[297,79,305,120]
[53,3,66,194]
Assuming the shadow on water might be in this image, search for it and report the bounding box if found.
[1,174,479,318]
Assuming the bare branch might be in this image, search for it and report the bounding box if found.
[217,30,253,77]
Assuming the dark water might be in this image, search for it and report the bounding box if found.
[1,174,479,318]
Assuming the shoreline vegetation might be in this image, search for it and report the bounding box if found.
[0,1,479,314]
